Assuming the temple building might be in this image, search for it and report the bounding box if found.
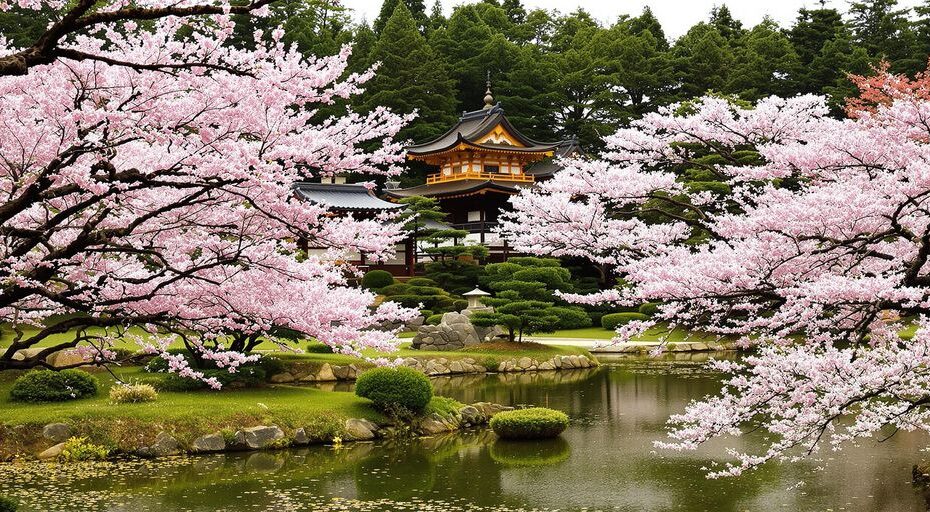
[293,179,414,275]
[383,82,578,261]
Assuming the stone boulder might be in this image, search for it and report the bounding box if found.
[234,425,285,450]
[411,311,494,351]
[38,442,66,460]
[191,432,226,453]
[344,418,378,441]
[137,432,181,458]
[42,423,71,443]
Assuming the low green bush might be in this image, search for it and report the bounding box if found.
[109,383,158,404]
[638,302,660,317]
[306,342,335,354]
[9,369,99,403]
[425,396,464,416]
[60,436,109,461]
[601,312,651,330]
[547,307,592,329]
[378,283,410,296]
[419,309,434,319]
[362,270,394,290]
[355,367,432,413]
[407,286,446,296]
[0,496,17,512]
[406,277,437,287]
[452,299,468,311]
[426,313,444,325]
[490,407,569,440]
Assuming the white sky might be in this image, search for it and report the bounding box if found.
[346,0,923,39]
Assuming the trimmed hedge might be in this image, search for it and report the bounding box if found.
[9,369,99,402]
[406,277,438,287]
[362,270,394,290]
[355,367,433,413]
[638,302,660,317]
[601,312,651,330]
[490,407,569,439]
[426,314,444,326]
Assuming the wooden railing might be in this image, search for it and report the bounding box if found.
[426,171,535,184]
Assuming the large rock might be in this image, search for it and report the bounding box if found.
[344,418,378,441]
[234,426,285,450]
[138,432,181,458]
[46,349,88,368]
[411,312,487,351]
[37,442,66,460]
[42,423,71,443]
[191,432,225,453]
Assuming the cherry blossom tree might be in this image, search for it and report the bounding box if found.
[0,5,418,383]
[501,70,930,476]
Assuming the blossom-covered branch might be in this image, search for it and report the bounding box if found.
[0,15,417,379]
[501,71,930,475]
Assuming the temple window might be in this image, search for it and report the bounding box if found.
[467,210,482,222]
[485,164,500,174]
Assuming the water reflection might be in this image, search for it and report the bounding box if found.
[1,357,927,511]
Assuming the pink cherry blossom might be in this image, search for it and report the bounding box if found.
[0,15,416,383]
[502,81,930,475]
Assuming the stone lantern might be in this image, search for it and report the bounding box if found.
[463,288,491,310]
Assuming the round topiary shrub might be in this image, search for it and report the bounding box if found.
[601,312,651,330]
[638,302,660,317]
[362,270,394,291]
[377,283,410,296]
[490,407,569,440]
[355,367,432,413]
[426,313,444,326]
[0,496,17,512]
[9,369,99,403]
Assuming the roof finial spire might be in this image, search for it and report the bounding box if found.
[483,70,494,110]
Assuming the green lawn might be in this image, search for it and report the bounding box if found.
[531,324,724,342]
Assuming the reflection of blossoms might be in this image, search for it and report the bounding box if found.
[502,78,930,475]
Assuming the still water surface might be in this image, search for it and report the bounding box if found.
[2,355,928,511]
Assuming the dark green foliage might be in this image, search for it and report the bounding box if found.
[426,314,444,325]
[407,277,438,287]
[546,307,592,329]
[379,283,410,296]
[362,270,395,291]
[490,407,569,439]
[423,260,486,296]
[419,309,434,319]
[355,367,433,413]
[9,370,99,403]
[0,496,17,512]
[601,312,651,330]
[360,2,457,145]
[472,257,591,341]
[638,302,660,317]
[306,342,335,354]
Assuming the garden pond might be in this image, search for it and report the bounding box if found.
[1,354,928,511]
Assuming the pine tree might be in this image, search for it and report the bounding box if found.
[629,6,669,51]
[360,2,457,143]
[672,23,734,100]
[848,0,919,73]
[374,0,428,35]
[727,19,801,100]
[709,5,745,41]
